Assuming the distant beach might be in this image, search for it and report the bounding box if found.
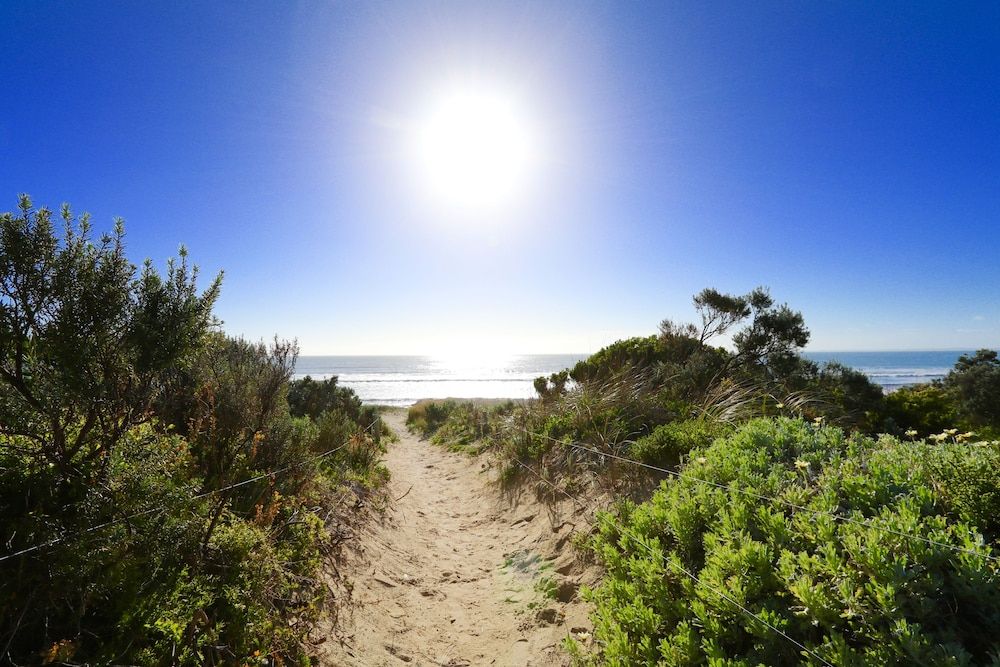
[293,354,587,406]
[801,350,971,392]
[295,351,975,405]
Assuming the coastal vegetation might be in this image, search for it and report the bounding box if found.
[4,192,997,665]
[581,420,1000,665]
[413,287,1000,664]
[0,196,388,665]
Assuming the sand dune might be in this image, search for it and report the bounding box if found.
[319,410,596,666]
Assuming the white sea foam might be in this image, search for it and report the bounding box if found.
[293,354,587,406]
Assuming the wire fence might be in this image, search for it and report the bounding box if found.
[511,452,835,666]
[507,423,1000,564]
[0,418,379,563]
[7,407,996,664]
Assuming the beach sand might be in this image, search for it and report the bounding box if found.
[318,409,596,666]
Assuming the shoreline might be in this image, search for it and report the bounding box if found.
[379,396,533,409]
[297,351,971,407]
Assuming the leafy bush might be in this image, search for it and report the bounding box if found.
[928,441,1000,540]
[430,402,496,451]
[535,370,571,401]
[2,425,207,663]
[289,373,380,428]
[629,419,727,467]
[570,335,665,384]
[581,418,1000,665]
[808,362,887,432]
[406,400,518,457]
[0,196,387,664]
[883,383,959,437]
[0,194,220,483]
[880,351,1000,440]
[406,399,460,437]
[946,349,1000,430]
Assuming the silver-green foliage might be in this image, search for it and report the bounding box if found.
[584,418,1000,665]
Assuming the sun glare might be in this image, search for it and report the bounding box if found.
[412,88,537,210]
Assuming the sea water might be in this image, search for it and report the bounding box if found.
[294,351,978,406]
[802,350,972,391]
[293,354,587,406]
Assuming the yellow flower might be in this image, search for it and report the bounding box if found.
[775,402,785,409]
[794,459,809,470]
[696,456,707,464]
[905,429,918,438]
[813,416,824,424]
[945,428,959,436]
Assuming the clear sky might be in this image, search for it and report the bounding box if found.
[2,2,998,354]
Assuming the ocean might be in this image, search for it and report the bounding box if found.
[802,350,973,392]
[293,354,588,406]
[294,351,978,406]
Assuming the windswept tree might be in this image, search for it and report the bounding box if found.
[568,286,809,404]
[0,195,221,482]
[664,286,810,378]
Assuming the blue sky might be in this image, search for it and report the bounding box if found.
[2,2,998,354]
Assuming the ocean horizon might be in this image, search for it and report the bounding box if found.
[801,350,974,392]
[294,350,986,406]
[293,353,587,406]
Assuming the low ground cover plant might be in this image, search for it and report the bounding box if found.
[579,418,1000,665]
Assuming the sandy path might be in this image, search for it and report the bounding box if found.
[319,410,592,666]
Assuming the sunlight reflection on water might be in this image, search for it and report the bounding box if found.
[293,354,587,406]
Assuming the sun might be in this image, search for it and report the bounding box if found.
[411,87,537,210]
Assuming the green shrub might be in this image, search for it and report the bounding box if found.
[883,383,959,436]
[928,440,1000,540]
[406,400,459,437]
[629,419,726,467]
[810,362,887,432]
[570,335,664,384]
[1,425,206,663]
[535,370,570,401]
[289,374,367,423]
[584,418,1000,665]
[946,349,1000,429]
[1,342,381,664]
[406,400,519,456]
[430,405,486,451]
[0,197,387,664]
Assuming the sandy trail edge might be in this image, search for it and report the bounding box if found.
[317,410,596,667]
